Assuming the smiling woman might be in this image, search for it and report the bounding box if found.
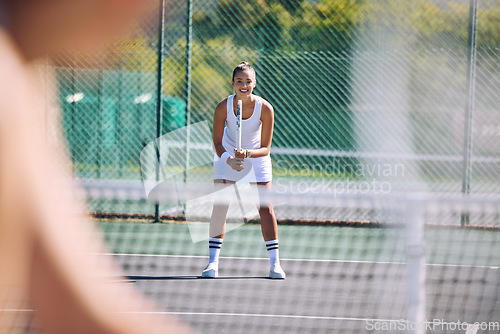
[0,1,193,334]
[202,61,286,280]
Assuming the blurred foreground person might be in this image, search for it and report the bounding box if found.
[0,1,194,333]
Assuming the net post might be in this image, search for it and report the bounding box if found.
[406,198,426,334]
[461,0,478,227]
[154,0,166,223]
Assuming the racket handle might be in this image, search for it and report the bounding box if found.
[236,100,242,151]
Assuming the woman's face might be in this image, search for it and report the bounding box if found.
[7,0,150,59]
[232,70,256,99]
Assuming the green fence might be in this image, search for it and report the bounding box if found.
[59,68,186,179]
[54,0,500,219]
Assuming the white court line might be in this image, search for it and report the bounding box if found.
[0,308,399,324]
[121,311,396,323]
[105,253,499,270]
[0,308,490,330]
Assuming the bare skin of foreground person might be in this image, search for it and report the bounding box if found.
[0,1,194,333]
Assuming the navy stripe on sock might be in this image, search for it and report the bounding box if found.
[267,246,279,251]
[209,240,222,245]
[209,245,221,249]
[266,243,278,248]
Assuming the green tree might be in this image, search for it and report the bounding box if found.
[194,0,293,50]
[293,0,363,51]
[194,0,361,52]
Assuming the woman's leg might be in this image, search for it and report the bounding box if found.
[257,181,286,279]
[209,179,233,238]
[202,179,233,278]
[257,181,278,241]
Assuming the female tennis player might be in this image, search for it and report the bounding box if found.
[202,62,286,279]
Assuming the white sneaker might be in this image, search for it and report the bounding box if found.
[269,264,286,279]
[201,262,218,278]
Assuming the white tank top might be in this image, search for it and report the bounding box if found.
[222,94,263,152]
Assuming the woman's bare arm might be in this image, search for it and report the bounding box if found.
[213,98,228,159]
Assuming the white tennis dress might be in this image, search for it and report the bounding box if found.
[213,94,272,182]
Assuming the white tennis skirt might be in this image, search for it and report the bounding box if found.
[213,154,272,183]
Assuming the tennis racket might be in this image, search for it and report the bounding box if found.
[234,99,247,223]
[236,99,243,153]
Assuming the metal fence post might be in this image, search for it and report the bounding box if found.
[97,58,103,179]
[154,0,166,223]
[118,58,124,178]
[70,54,76,175]
[184,0,193,188]
[461,0,478,227]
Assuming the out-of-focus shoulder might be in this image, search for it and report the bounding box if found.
[0,30,29,123]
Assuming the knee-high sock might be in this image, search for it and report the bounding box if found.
[208,237,223,264]
[265,239,280,267]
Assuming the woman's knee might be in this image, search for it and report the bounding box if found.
[259,205,274,217]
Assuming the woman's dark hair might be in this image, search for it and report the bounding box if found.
[232,61,255,80]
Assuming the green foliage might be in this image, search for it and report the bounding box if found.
[194,0,293,49]
[160,36,257,123]
[474,1,500,48]
[193,0,499,52]
[106,38,158,73]
[296,0,363,51]
[105,36,256,122]
[265,0,305,15]
[194,0,361,52]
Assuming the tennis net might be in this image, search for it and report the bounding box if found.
[81,181,499,334]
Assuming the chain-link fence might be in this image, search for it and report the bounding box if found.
[55,0,500,222]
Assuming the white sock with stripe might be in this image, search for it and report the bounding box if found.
[265,239,280,267]
[208,237,223,264]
